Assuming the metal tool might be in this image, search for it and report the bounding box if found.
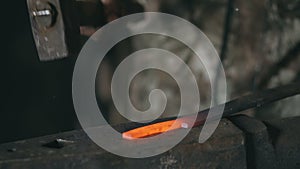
[123,82,300,139]
[27,0,103,61]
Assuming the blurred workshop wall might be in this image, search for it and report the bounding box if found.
[96,0,300,124]
[213,0,300,118]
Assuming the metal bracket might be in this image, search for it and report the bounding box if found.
[27,0,80,61]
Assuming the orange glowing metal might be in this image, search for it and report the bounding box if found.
[122,119,185,140]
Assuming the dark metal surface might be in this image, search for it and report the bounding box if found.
[230,115,277,169]
[230,115,300,169]
[0,119,246,169]
[1,116,300,168]
[264,117,300,169]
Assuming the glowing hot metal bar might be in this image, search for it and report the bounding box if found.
[123,82,300,140]
[123,119,180,140]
